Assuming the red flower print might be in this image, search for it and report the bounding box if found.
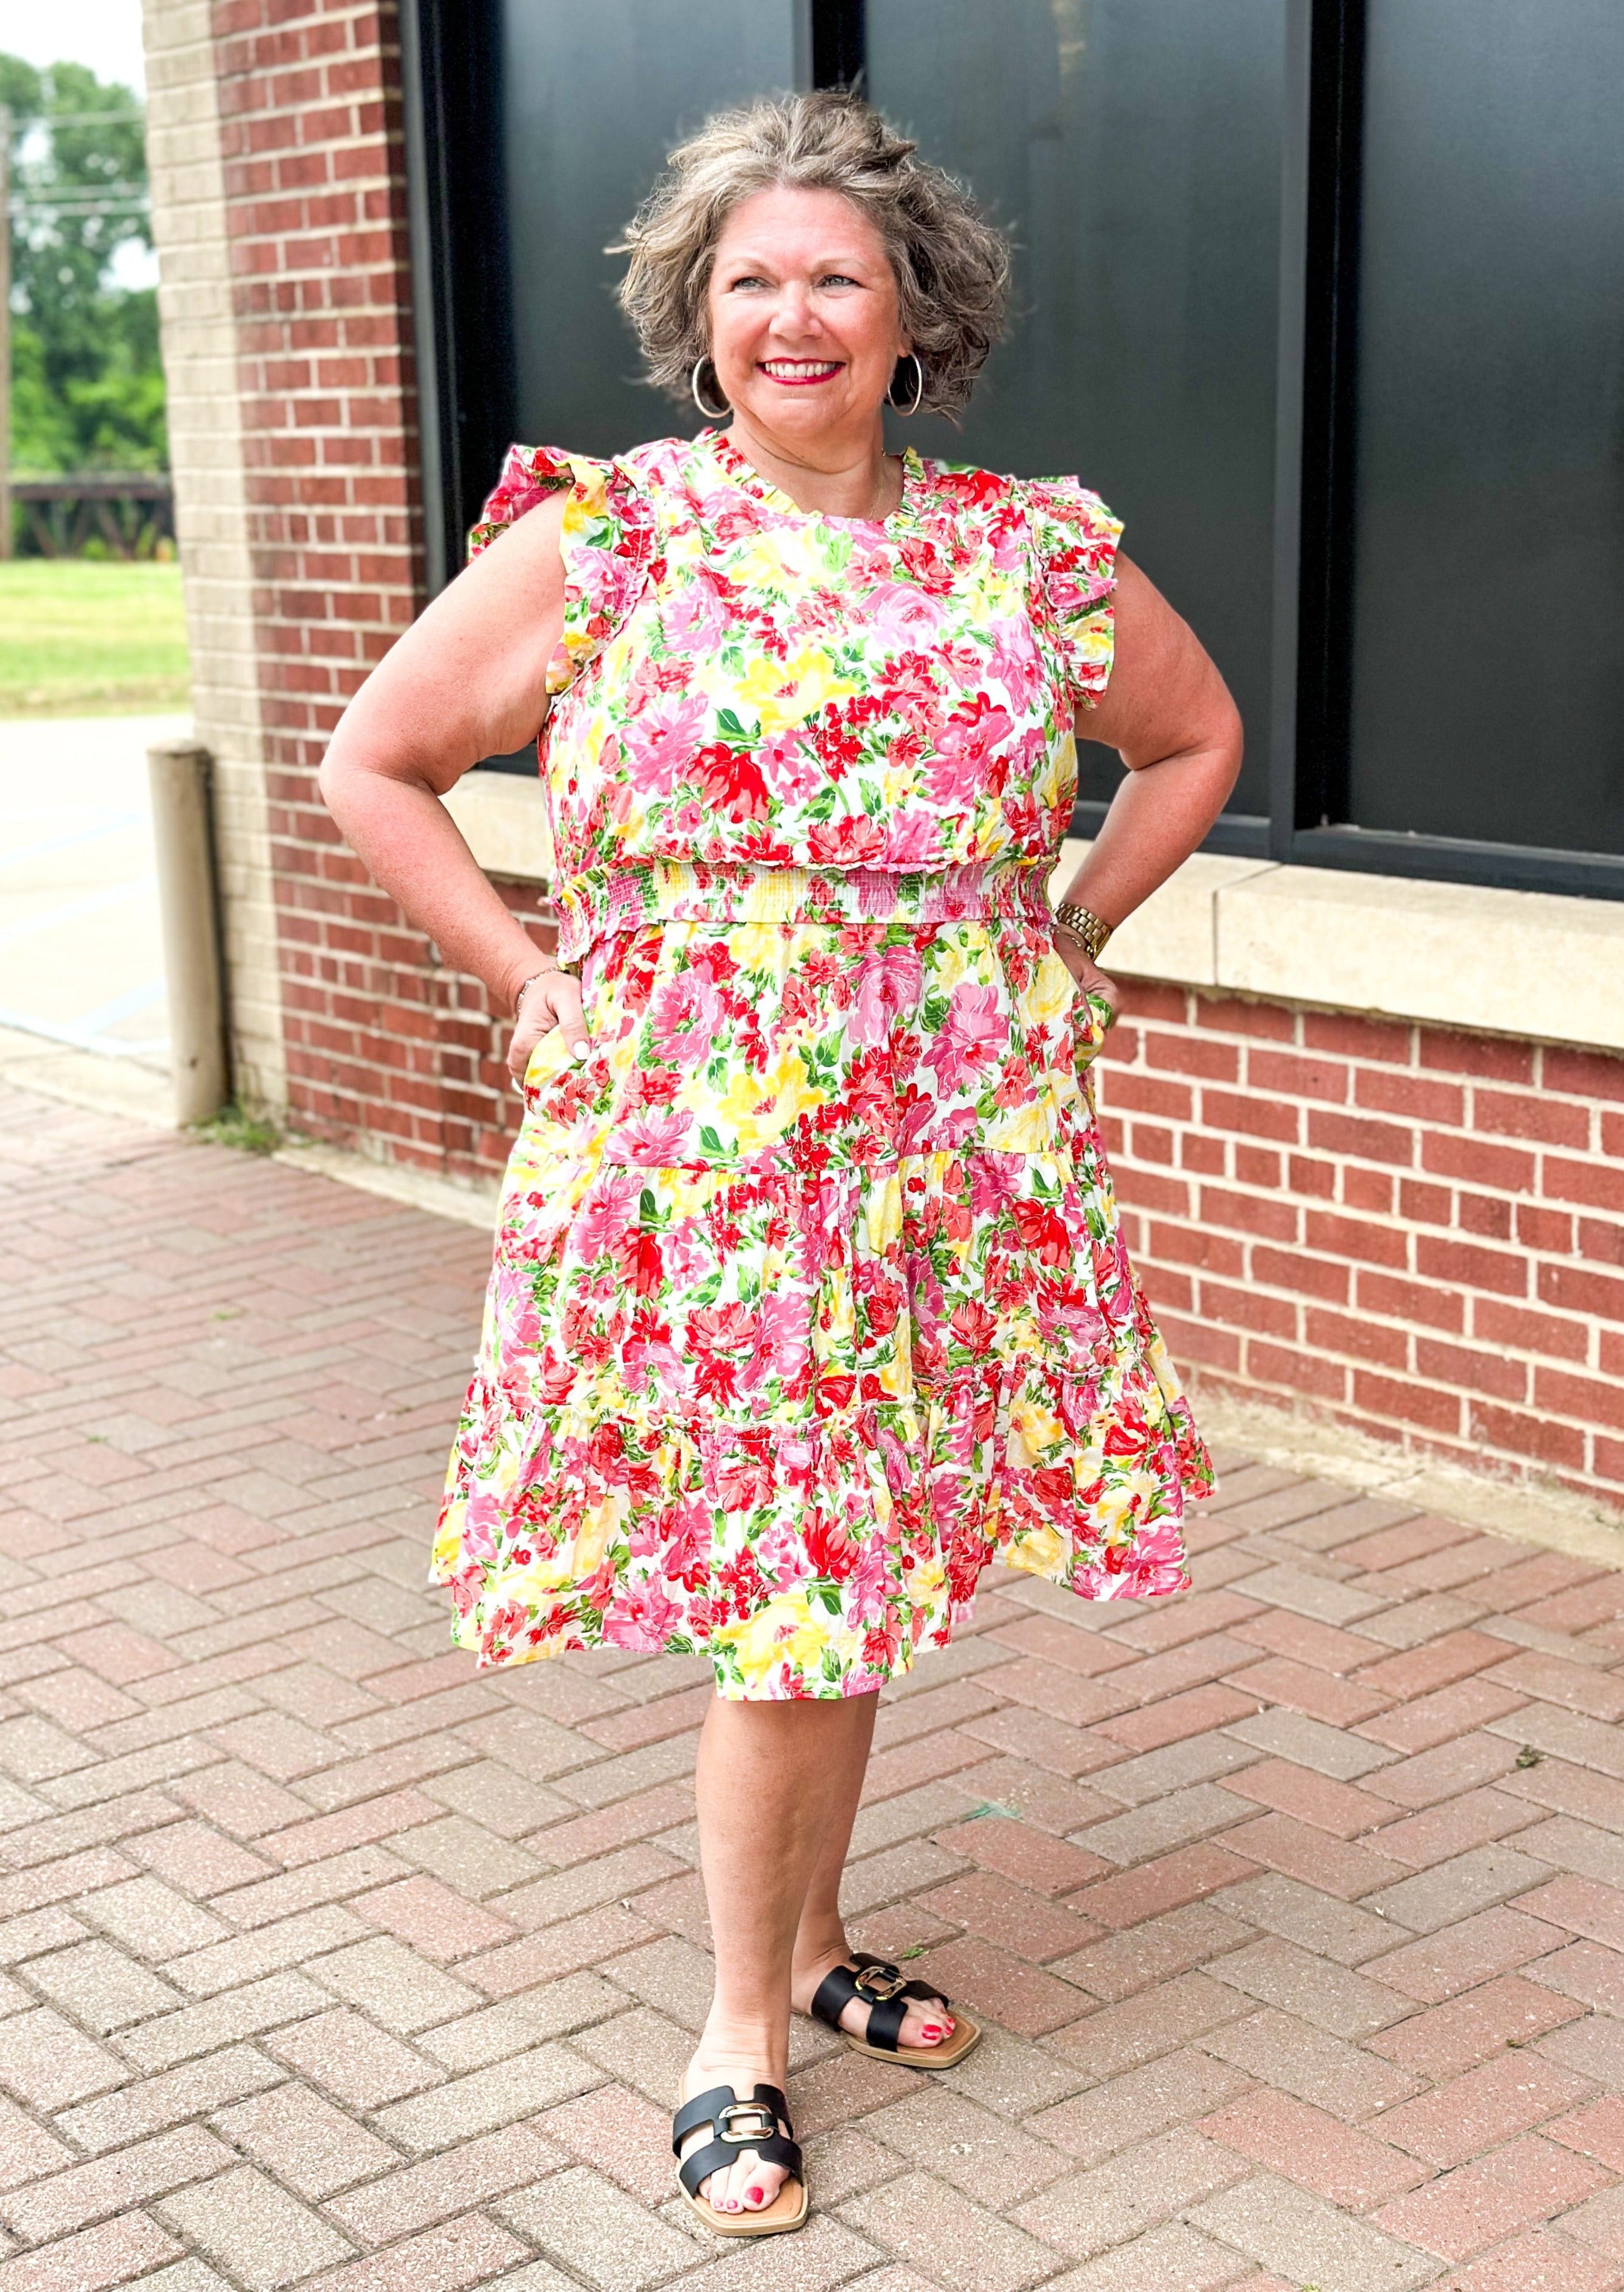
[949,1300,997,1355]
[815,1370,857,1415]
[613,1225,664,1297]
[806,1509,861,1580]
[1012,1197,1071,1266]
[690,743,770,822]
[716,1452,775,1511]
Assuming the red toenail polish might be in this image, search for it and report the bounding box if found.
[749,2189,763,2203]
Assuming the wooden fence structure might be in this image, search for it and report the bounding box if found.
[8,475,176,559]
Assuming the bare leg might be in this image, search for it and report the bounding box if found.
[682,1691,877,2215]
[787,1692,953,2051]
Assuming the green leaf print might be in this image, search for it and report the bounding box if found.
[716,706,759,744]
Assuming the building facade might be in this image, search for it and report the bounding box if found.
[142,0,1624,1513]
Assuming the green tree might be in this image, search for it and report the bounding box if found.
[2,53,165,474]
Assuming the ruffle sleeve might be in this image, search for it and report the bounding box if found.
[1026,478,1124,708]
[469,444,656,697]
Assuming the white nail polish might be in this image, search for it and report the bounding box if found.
[571,1041,590,1062]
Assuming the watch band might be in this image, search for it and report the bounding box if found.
[1053,900,1112,962]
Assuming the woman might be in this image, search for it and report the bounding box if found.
[321,92,1240,2238]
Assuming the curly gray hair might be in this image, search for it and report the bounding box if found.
[612,91,1010,421]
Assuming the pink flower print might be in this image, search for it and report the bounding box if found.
[622,692,708,795]
[923,982,1007,1093]
[462,1490,501,1563]
[849,941,924,1047]
[661,571,732,650]
[609,1106,694,1164]
[878,811,944,868]
[807,814,887,867]
[760,726,825,805]
[649,972,722,1067]
[988,621,1045,711]
[574,1170,643,1256]
[661,1497,713,1589]
[495,1270,542,1353]
[846,1538,893,1625]
[862,579,943,649]
[925,693,1015,806]
[601,1579,683,1648]
[754,1523,813,1587]
[740,1292,812,1393]
[968,1155,1024,1216]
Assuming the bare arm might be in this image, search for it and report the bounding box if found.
[317,495,589,1075]
[1053,555,1243,1004]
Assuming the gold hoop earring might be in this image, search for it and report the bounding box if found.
[886,352,924,416]
[691,358,730,421]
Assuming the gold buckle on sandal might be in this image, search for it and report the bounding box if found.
[717,2103,777,2144]
[854,1962,906,2002]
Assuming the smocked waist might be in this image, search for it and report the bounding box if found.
[553,858,1058,962]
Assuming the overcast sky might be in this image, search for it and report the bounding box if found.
[1,0,154,285]
[0,0,147,95]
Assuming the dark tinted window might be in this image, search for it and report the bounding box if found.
[501,1,799,458]
[866,0,1285,815]
[1346,0,1624,854]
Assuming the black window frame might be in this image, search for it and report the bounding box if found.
[400,0,1624,902]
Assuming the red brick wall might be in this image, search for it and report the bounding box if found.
[1097,984,1624,1510]
[214,0,545,1180]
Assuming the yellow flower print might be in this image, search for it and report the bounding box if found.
[711,1050,819,1148]
[1026,948,1077,1026]
[728,922,787,977]
[714,1590,832,1687]
[1005,1520,1068,1577]
[496,1496,617,1602]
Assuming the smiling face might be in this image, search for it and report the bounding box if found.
[705,184,909,463]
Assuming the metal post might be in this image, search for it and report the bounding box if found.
[1,106,12,562]
[147,739,230,1126]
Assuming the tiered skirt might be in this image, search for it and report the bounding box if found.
[432,877,1212,1699]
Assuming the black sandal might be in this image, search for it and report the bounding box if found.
[808,1952,982,2067]
[671,2081,808,2237]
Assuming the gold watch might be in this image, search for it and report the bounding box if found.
[1053,900,1112,963]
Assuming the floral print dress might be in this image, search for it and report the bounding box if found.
[431,428,1213,1699]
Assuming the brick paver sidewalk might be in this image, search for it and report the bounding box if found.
[2,1081,1623,2292]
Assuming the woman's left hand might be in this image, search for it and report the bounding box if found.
[1054,933,1120,1023]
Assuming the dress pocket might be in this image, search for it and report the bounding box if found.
[1070,986,1113,1073]
[523,1024,576,1095]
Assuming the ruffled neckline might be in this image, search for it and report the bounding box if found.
[698,427,924,535]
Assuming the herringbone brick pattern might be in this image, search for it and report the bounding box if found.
[2,1080,1622,2292]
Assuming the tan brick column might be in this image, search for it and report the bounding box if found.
[142,0,287,1116]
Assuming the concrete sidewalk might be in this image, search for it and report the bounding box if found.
[1,1079,1622,2292]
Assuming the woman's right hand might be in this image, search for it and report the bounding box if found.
[507,963,592,1086]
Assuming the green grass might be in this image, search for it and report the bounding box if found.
[195,1106,281,1157]
[0,559,191,715]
